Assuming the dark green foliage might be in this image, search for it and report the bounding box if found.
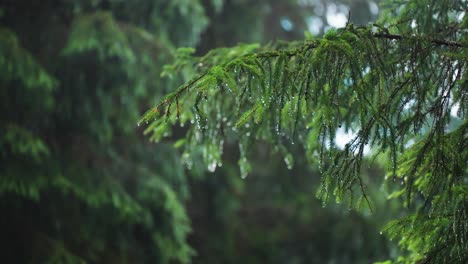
[0,0,207,262]
[142,0,467,263]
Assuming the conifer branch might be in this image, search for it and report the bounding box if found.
[372,32,466,48]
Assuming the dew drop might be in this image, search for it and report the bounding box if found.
[284,154,294,170]
[207,161,217,172]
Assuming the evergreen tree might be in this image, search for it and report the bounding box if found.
[141,0,467,263]
[0,0,210,262]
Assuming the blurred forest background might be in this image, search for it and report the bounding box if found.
[0,0,402,263]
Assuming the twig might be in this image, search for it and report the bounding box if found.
[373,33,465,48]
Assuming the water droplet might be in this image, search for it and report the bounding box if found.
[207,161,217,172]
[284,154,294,170]
[182,153,193,170]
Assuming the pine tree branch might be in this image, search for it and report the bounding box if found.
[372,32,466,48]
[154,72,208,112]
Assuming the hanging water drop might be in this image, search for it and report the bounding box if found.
[182,153,193,170]
[207,161,217,172]
[239,157,250,178]
[284,153,294,170]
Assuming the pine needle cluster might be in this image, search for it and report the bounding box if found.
[142,0,467,262]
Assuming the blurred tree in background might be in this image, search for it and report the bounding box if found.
[0,0,430,263]
[0,0,204,262]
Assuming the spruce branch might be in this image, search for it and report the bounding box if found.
[372,32,466,48]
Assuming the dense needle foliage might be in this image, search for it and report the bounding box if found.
[141,0,467,263]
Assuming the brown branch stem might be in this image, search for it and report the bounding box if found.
[373,32,465,48]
